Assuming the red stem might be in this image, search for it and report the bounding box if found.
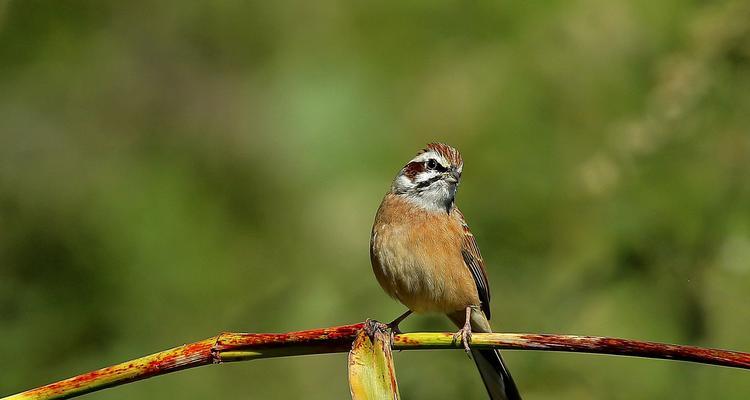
[4,322,748,400]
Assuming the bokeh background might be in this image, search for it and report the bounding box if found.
[2,1,749,398]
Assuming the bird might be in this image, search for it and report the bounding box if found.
[370,142,521,400]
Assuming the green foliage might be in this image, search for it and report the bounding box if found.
[1,0,749,398]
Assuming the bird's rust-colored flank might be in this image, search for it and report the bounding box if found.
[371,193,480,314]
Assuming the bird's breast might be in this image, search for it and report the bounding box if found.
[370,194,479,314]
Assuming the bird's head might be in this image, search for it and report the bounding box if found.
[391,142,464,213]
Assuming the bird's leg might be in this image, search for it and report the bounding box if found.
[452,306,474,354]
[387,309,413,334]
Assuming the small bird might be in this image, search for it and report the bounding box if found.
[370,143,521,400]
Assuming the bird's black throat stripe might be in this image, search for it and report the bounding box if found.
[416,175,443,189]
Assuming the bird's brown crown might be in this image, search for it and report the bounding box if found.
[417,143,463,168]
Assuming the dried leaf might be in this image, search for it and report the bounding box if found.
[348,326,400,400]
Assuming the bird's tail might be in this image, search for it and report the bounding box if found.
[448,309,521,400]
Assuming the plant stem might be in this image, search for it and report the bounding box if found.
[4,322,749,400]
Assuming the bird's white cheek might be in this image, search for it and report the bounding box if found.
[404,182,455,212]
[393,175,413,192]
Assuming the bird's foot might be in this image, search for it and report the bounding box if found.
[453,306,474,357]
[453,326,472,355]
[364,319,396,349]
[364,319,390,338]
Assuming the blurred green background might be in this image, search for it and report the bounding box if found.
[1,0,749,398]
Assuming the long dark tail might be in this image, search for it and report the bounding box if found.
[448,310,522,400]
[471,348,521,400]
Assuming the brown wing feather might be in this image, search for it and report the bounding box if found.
[454,207,491,319]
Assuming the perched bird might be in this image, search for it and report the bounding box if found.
[370,143,521,400]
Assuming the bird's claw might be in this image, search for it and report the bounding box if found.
[453,326,472,357]
[364,319,390,338]
[454,306,474,358]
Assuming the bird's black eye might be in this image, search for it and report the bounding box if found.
[426,159,438,170]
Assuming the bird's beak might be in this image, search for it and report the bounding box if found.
[444,168,461,184]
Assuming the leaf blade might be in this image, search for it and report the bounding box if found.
[348,328,400,400]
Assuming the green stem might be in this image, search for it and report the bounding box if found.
[4,322,749,400]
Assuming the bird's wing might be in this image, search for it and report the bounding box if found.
[454,207,492,319]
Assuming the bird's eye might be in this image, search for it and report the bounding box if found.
[426,159,438,170]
